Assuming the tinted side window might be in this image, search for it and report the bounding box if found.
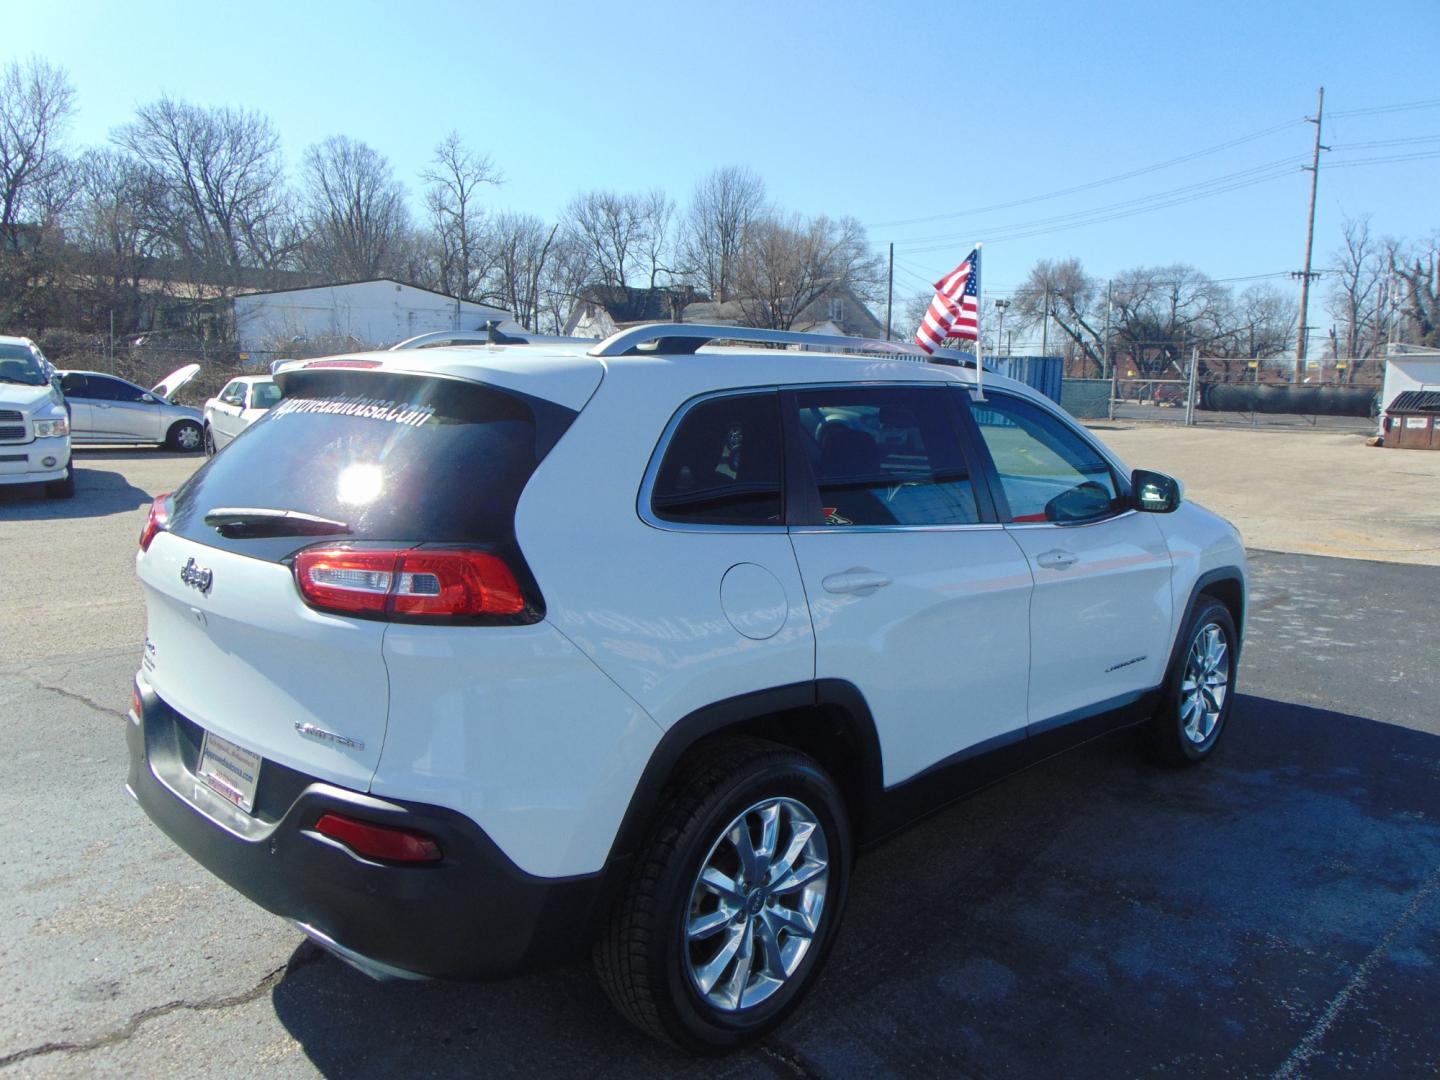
[60,373,88,396]
[791,386,978,526]
[651,393,783,526]
[86,376,145,403]
[970,393,1122,524]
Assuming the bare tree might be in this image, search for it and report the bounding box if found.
[485,212,558,330]
[0,56,75,246]
[66,148,163,331]
[564,189,657,288]
[730,213,883,330]
[1107,264,1232,377]
[1012,258,1105,373]
[300,136,409,281]
[1325,216,1387,364]
[680,165,765,301]
[1391,230,1440,348]
[1228,284,1295,359]
[422,132,501,299]
[636,188,675,289]
[115,96,298,279]
[535,231,591,334]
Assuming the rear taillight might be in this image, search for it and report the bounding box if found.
[293,546,525,619]
[314,813,442,863]
[139,493,172,551]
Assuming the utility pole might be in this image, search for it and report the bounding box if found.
[885,242,894,340]
[1041,285,1051,355]
[1293,86,1327,382]
[1103,280,1115,420]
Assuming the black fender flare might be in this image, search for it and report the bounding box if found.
[599,679,885,882]
[1163,567,1246,681]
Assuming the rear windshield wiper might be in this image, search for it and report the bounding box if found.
[203,507,352,538]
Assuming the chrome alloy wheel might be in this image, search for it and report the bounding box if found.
[1181,622,1230,744]
[683,797,829,1013]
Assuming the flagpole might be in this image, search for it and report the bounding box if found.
[973,243,985,400]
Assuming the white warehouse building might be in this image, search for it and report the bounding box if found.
[233,279,513,364]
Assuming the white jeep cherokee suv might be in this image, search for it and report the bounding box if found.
[128,325,1245,1051]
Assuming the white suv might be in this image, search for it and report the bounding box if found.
[127,325,1246,1051]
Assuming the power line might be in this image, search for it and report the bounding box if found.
[896,159,1305,252]
[1330,135,1440,150]
[895,156,1304,250]
[867,118,1302,230]
[1328,98,1440,118]
[1325,149,1440,169]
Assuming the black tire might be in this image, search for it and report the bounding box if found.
[594,737,852,1052]
[203,424,216,457]
[44,461,75,500]
[166,420,202,453]
[1149,599,1238,766]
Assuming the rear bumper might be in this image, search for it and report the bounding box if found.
[126,680,607,980]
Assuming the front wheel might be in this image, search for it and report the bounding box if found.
[166,420,202,453]
[1149,599,1238,765]
[203,424,217,457]
[594,738,852,1052]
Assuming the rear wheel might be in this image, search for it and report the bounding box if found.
[167,420,202,453]
[594,738,851,1052]
[203,424,216,457]
[44,462,75,499]
[1149,599,1238,765]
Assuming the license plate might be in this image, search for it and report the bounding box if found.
[196,731,262,814]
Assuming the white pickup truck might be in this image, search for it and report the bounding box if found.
[0,335,73,499]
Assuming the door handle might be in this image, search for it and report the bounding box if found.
[95,403,111,409]
[1036,549,1078,571]
[822,568,893,596]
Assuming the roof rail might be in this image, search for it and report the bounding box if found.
[587,322,976,367]
[391,321,591,350]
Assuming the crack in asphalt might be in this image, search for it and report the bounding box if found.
[755,1041,829,1079]
[0,944,324,1069]
[8,675,129,722]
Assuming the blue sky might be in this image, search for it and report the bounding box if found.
[7,0,1439,309]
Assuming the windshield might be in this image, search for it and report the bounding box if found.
[0,344,47,386]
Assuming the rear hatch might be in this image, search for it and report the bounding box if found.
[137,361,593,791]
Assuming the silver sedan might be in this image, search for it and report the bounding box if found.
[58,366,205,451]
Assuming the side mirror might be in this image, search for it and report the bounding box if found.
[1132,469,1182,513]
[142,394,158,404]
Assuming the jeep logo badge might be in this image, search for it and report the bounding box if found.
[181,557,213,595]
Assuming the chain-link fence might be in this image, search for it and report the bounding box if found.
[1096,353,1382,432]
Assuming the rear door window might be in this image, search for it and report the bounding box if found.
[789,386,979,527]
[649,392,784,526]
[169,370,577,562]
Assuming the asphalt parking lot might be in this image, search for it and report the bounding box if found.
[2,447,1438,1078]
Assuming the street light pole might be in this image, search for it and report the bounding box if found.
[993,298,1010,357]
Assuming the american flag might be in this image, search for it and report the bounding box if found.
[915,248,980,353]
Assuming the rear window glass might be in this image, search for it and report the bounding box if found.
[252,381,282,409]
[169,371,576,561]
[650,392,783,526]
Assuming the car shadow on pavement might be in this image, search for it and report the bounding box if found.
[0,465,153,519]
[271,695,1440,1078]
